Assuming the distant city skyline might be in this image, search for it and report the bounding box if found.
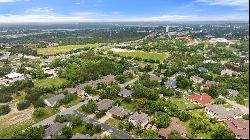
[0,0,249,23]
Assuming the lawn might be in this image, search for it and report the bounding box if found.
[34,77,69,89]
[168,97,199,110]
[33,107,57,122]
[114,51,170,62]
[121,101,136,112]
[37,44,101,55]
[105,118,121,128]
[63,97,81,108]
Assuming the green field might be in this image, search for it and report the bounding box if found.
[34,77,69,89]
[114,51,169,62]
[37,44,101,55]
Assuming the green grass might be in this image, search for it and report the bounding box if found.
[34,77,69,89]
[63,97,81,108]
[13,91,27,102]
[37,44,101,55]
[105,118,121,128]
[0,119,34,138]
[33,107,57,122]
[169,97,199,110]
[114,51,170,62]
[121,101,136,112]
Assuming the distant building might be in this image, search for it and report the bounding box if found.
[118,89,132,97]
[129,112,149,128]
[201,80,218,89]
[198,67,208,73]
[149,74,161,82]
[227,89,239,97]
[5,72,25,82]
[44,93,65,107]
[221,69,238,76]
[190,76,204,84]
[209,38,230,45]
[164,80,177,89]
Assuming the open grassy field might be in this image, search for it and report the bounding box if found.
[114,51,170,62]
[37,44,101,55]
[34,77,69,89]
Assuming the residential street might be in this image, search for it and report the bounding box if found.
[219,95,249,114]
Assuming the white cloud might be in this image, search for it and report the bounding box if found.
[0,12,248,23]
[25,7,55,15]
[196,0,249,7]
[0,0,16,2]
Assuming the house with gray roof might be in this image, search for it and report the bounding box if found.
[123,70,134,75]
[97,99,113,111]
[198,67,208,73]
[170,72,186,80]
[190,76,204,84]
[164,80,177,89]
[227,89,239,97]
[118,89,132,97]
[44,122,71,139]
[108,106,130,118]
[129,112,149,128]
[44,93,65,107]
[205,104,244,121]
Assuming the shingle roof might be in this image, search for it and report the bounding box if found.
[108,106,129,118]
[159,118,186,138]
[129,112,149,125]
[224,119,249,139]
[45,94,65,106]
[45,122,68,138]
[118,89,132,97]
[164,80,177,89]
[97,99,113,111]
[149,75,161,81]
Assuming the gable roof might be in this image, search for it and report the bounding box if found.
[224,119,249,139]
[97,99,113,111]
[159,118,186,138]
[45,93,65,106]
[186,93,212,105]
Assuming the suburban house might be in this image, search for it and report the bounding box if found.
[221,69,237,76]
[44,122,71,139]
[5,72,25,82]
[170,72,186,80]
[223,119,249,139]
[107,106,130,118]
[123,70,134,75]
[44,93,65,107]
[43,67,57,77]
[201,80,218,89]
[97,99,113,111]
[149,75,161,82]
[209,38,230,45]
[65,88,86,98]
[160,69,167,74]
[164,80,177,89]
[186,93,212,106]
[198,67,208,73]
[118,89,132,97]
[227,89,239,97]
[190,76,204,84]
[159,117,187,139]
[129,112,149,128]
[205,104,244,121]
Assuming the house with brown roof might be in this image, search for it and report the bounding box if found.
[107,106,130,118]
[190,76,204,84]
[205,104,244,121]
[129,112,149,128]
[97,99,113,111]
[201,80,218,89]
[224,119,249,139]
[149,75,161,82]
[65,88,86,98]
[159,118,187,139]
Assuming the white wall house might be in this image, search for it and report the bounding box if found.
[5,72,25,82]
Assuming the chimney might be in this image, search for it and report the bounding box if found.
[200,94,203,101]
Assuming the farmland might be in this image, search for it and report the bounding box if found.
[37,44,101,55]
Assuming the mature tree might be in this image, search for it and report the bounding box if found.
[176,76,192,89]
[61,126,73,138]
[118,121,135,132]
[167,130,184,139]
[214,98,226,104]
[11,126,45,139]
[0,64,12,77]
[0,95,12,103]
[81,100,97,114]
[84,85,97,95]
[204,86,219,98]
[211,124,235,139]
[33,108,45,118]
[17,100,31,110]
[0,105,11,116]
[141,129,159,139]
[235,95,245,105]
[152,112,171,128]
[189,118,209,134]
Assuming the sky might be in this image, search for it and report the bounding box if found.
[0,0,249,23]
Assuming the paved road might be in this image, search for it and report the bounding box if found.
[219,95,249,114]
[74,111,134,139]
[32,100,89,127]
[119,77,139,88]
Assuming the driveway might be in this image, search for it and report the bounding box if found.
[219,95,249,114]
[98,113,112,123]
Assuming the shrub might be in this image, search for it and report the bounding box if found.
[17,100,31,110]
[0,105,11,115]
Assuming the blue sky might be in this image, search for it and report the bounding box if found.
[0,0,248,23]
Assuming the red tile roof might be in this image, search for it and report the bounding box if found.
[224,119,249,139]
[186,93,212,105]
